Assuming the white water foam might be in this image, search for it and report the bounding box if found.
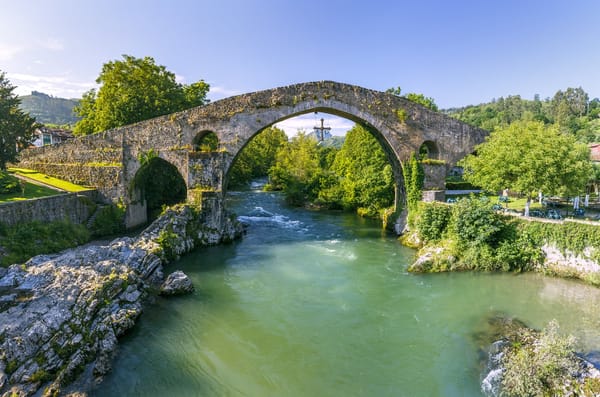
[238,207,305,230]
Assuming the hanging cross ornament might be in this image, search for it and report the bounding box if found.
[313,118,331,142]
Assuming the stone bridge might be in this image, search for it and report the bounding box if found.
[17,81,488,229]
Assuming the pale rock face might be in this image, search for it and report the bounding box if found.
[541,244,600,274]
[0,203,243,396]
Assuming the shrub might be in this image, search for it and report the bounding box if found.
[451,196,503,246]
[0,171,20,194]
[415,202,451,242]
[0,220,90,267]
[458,243,498,271]
[501,320,580,396]
[90,204,125,237]
[156,226,179,262]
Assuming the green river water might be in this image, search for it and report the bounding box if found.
[94,189,600,397]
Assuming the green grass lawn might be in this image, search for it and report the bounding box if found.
[8,167,91,193]
[0,181,63,203]
[0,168,92,203]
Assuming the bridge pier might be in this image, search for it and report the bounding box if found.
[124,188,148,229]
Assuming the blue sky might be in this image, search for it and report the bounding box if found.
[2,0,600,135]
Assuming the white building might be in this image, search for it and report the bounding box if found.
[32,127,74,147]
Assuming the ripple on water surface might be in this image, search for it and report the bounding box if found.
[94,190,600,397]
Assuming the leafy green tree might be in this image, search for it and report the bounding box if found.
[329,125,394,216]
[268,132,325,205]
[228,127,288,188]
[447,87,600,142]
[0,71,37,170]
[73,55,209,135]
[459,121,592,199]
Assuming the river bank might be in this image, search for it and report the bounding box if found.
[404,198,600,395]
[0,202,243,396]
[89,189,600,396]
[406,199,600,284]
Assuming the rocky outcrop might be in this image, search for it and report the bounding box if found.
[408,240,600,284]
[479,317,600,397]
[0,203,243,396]
[541,243,600,277]
[159,271,194,296]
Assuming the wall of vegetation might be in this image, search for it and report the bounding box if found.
[234,124,397,221]
[408,197,600,284]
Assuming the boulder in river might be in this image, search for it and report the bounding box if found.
[160,270,194,296]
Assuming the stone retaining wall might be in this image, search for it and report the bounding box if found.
[0,193,94,226]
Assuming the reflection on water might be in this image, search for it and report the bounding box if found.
[94,190,600,397]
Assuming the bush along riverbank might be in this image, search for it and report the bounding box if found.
[404,196,600,284]
[404,196,600,396]
[477,315,600,397]
[0,201,243,396]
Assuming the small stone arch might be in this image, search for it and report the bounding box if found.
[419,140,440,160]
[193,130,219,152]
[132,157,187,219]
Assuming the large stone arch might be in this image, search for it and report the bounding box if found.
[176,81,487,169]
[174,82,487,214]
[220,105,406,211]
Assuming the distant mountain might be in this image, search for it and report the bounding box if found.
[306,129,333,142]
[305,130,345,149]
[321,135,345,149]
[18,91,80,125]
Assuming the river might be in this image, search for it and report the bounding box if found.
[94,188,600,396]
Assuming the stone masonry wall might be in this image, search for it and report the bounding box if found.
[16,81,489,216]
[18,164,124,204]
[0,193,94,227]
[422,163,446,190]
[18,130,123,165]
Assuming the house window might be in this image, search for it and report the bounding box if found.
[43,134,52,145]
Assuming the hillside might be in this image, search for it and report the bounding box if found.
[442,87,600,142]
[18,91,80,125]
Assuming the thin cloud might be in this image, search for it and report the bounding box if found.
[208,85,243,100]
[0,37,63,62]
[0,43,24,61]
[38,37,64,51]
[8,72,96,98]
[174,74,186,84]
[275,114,354,137]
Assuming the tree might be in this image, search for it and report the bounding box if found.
[0,71,37,170]
[73,55,209,135]
[268,132,325,205]
[228,126,288,188]
[459,121,592,199]
[330,124,394,216]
